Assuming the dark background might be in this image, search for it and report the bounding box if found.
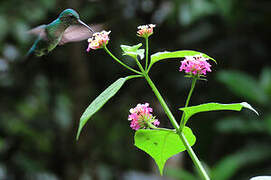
[0,0,271,179]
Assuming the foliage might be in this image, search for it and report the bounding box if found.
[216,68,271,135]
[180,102,258,125]
[134,127,195,175]
[165,144,271,180]
[77,77,129,140]
[150,50,216,68]
[77,22,258,178]
[0,0,270,179]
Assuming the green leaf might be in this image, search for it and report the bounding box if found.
[217,70,268,104]
[179,102,259,125]
[134,127,196,175]
[212,145,271,180]
[121,43,145,60]
[150,50,216,67]
[76,77,129,140]
[260,67,271,94]
[215,117,264,134]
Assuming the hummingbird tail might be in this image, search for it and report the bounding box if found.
[23,49,34,61]
[26,45,35,58]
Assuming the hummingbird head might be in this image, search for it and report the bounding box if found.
[59,9,94,32]
[59,9,80,24]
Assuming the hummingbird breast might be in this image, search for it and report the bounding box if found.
[47,19,69,41]
[43,19,70,52]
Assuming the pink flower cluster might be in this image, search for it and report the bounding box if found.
[137,24,156,38]
[86,30,111,52]
[179,54,212,76]
[128,103,160,130]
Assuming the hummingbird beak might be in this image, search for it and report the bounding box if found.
[78,19,94,33]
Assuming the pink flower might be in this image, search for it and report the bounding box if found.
[137,24,156,38]
[179,54,212,76]
[128,103,160,130]
[153,120,160,126]
[86,30,111,52]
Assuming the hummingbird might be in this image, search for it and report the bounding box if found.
[27,8,94,57]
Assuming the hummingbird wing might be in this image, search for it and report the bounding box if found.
[59,25,94,45]
[27,25,48,40]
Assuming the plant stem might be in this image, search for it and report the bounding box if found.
[126,74,144,80]
[144,74,179,130]
[104,46,142,75]
[145,37,149,71]
[144,74,210,180]
[179,132,210,180]
[134,57,145,73]
[180,78,197,128]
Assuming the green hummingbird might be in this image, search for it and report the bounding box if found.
[27,8,94,57]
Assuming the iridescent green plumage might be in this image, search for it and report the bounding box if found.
[27,9,94,57]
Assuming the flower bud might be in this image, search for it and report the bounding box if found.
[137,24,156,38]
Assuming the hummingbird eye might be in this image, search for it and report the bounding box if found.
[67,13,74,18]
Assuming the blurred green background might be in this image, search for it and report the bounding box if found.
[0,0,271,179]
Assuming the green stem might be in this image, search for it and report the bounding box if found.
[145,37,149,71]
[179,132,210,180]
[144,74,179,130]
[126,74,144,80]
[144,74,209,180]
[104,46,142,75]
[148,122,175,132]
[180,78,197,128]
[185,78,197,107]
[134,57,145,73]
[104,42,209,179]
[146,62,152,73]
